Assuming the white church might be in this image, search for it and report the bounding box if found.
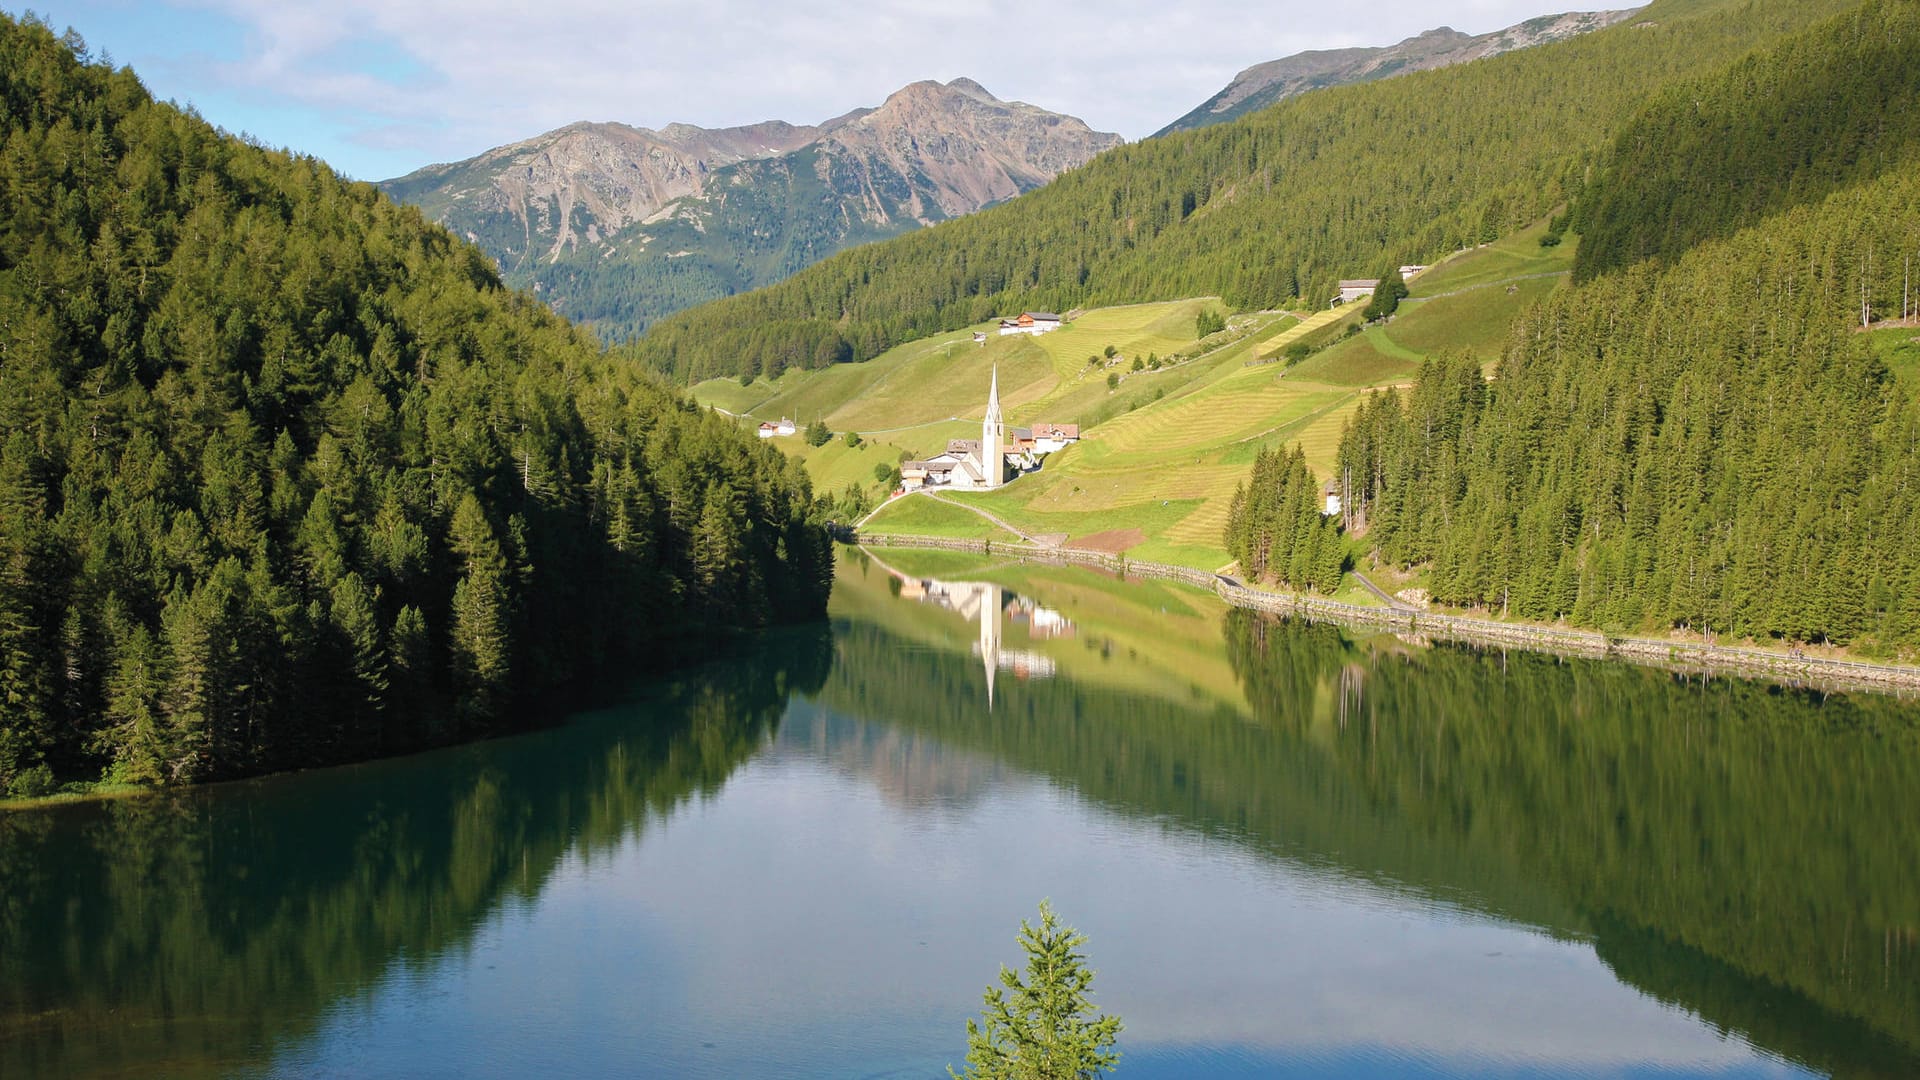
[899,367,1014,491]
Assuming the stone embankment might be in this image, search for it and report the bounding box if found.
[854,532,1920,697]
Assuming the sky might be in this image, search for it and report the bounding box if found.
[16,1,1604,181]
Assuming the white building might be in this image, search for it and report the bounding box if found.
[1332,279,1379,306]
[920,367,1012,491]
[1030,423,1080,454]
[997,312,1063,336]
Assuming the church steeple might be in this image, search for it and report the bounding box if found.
[982,365,1004,490]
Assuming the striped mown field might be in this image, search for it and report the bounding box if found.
[703,224,1573,564]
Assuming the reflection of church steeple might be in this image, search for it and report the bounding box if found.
[978,582,1001,709]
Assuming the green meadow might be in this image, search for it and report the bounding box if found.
[728,220,1575,567]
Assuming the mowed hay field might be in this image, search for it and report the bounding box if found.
[700,220,1574,566]
[693,300,1233,436]
[935,362,1370,568]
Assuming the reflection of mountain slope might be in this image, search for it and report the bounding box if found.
[775,705,1012,811]
[815,581,1920,1076]
[0,628,833,1079]
[1590,914,1920,1080]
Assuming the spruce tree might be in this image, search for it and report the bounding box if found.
[952,901,1122,1080]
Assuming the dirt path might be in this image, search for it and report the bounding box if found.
[1350,567,1410,609]
[855,489,1057,547]
[923,492,1057,546]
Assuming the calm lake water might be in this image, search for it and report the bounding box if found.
[4,547,1918,1079]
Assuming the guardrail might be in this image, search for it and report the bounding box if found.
[852,532,1920,695]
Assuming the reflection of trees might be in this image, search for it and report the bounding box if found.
[0,626,832,1080]
[818,616,1581,928]
[819,604,1920,1077]
[1224,610,1920,1078]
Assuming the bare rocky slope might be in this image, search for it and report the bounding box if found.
[1156,9,1640,136]
[381,79,1120,340]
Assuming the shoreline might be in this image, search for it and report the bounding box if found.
[854,533,1920,698]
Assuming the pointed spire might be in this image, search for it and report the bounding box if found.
[982,365,1005,489]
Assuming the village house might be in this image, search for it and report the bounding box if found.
[1030,423,1079,454]
[757,421,778,438]
[997,312,1063,336]
[1332,279,1379,306]
[1324,479,1342,516]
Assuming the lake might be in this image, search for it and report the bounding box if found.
[3,546,1917,1078]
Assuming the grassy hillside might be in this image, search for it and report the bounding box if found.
[694,299,1303,499]
[630,0,1859,384]
[1297,217,1575,382]
[851,227,1572,568]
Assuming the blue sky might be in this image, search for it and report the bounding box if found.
[16,1,1612,181]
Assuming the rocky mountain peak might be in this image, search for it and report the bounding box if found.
[380,78,1120,339]
[1157,8,1638,136]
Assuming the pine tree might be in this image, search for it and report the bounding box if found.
[952,901,1122,1080]
[448,495,510,726]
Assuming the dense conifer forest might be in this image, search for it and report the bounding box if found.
[1334,0,1920,650]
[624,0,1858,384]
[1223,445,1345,593]
[0,15,831,797]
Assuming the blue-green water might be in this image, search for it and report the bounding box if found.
[3,549,1916,1078]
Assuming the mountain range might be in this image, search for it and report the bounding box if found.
[381,79,1121,340]
[1155,9,1640,135]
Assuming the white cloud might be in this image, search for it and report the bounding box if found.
[169,0,1606,176]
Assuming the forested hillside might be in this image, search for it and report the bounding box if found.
[627,0,1859,384]
[1334,0,1920,650]
[0,15,831,798]
[1574,0,1920,279]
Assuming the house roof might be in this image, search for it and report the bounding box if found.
[1338,279,1380,289]
[1034,423,1079,438]
[1024,312,1062,321]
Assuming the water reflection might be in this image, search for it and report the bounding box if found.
[874,549,1071,704]
[1,554,1916,1078]
[0,627,833,1080]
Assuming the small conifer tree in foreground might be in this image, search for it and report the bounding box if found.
[952,901,1122,1080]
